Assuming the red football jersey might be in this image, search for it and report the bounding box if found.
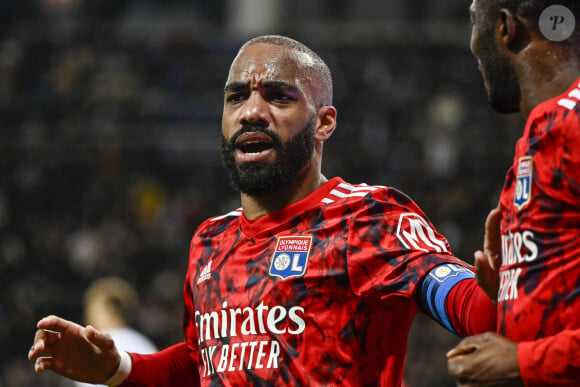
[497,78,580,341]
[182,177,469,386]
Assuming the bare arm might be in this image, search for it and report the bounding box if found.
[447,331,522,386]
[448,329,580,386]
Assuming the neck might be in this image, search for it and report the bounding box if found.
[241,167,327,221]
[517,41,580,118]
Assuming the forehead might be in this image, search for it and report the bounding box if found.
[227,43,313,85]
[470,0,491,17]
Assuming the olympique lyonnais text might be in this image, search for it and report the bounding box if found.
[277,238,310,251]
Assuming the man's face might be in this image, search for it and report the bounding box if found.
[469,0,521,113]
[221,43,319,195]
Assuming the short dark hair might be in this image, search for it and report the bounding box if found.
[497,0,577,21]
[238,35,333,106]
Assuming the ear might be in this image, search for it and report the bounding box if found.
[314,106,337,141]
[497,8,518,48]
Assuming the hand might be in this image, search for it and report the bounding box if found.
[447,332,523,387]
[28,315,121,384]
[474,205,502,303]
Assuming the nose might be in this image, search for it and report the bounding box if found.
[239,91,270,128]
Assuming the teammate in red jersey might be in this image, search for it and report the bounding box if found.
[28,35,496,386]
[447,0,580,386]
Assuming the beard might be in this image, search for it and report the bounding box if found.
[477,40,521,114]
[221,118,316,196]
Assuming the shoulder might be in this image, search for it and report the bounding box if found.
[528,82,580,137]
[554,79,580,114]
[208,208,243,223]
[193,208,242,237]
[320,181,386,204]
[323,180,417,209]
[325,181,434,236]
[334,181,450,248]
[325,181,426,220]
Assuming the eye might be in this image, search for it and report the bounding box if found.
[267,90,296,103]
[273,92,292,101]
[226,92,246,103]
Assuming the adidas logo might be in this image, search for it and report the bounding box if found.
[197,260,213,285]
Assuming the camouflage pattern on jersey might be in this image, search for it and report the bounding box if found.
[183,177,466,386]
[497,79,580,341]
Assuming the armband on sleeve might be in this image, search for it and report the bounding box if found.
[419,263,474,335]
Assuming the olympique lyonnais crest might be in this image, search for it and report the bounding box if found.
[269,236,312,280]
[430,263,470,283]
[514,156,533,210]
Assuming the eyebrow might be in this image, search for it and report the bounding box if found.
[224,82,246,94]
[224,80,300,94]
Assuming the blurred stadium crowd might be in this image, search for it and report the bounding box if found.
[1,1,523,386]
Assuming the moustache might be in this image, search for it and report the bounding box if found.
[227,125,283,149]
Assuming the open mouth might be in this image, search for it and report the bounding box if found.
[235,132,275,155]
[238,141,273,154]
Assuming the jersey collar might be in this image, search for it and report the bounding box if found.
[239,177,344,238]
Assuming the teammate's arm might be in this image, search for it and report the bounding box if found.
[447,329,580,386]
[473,204,502,302]
[446,331,522,386]
[517,330,580,386]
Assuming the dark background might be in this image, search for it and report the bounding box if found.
[0,1,522,385]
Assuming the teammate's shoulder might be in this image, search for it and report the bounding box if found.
[530,79,580,127]
[554,79,580,113]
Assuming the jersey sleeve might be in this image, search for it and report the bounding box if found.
[561,108,580,205]
[183,245,200,360]
[518,329,580,386]
[418,264,496,336]
[120,343,200,387]
[346,188,469,303]
[531,103,580,207]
